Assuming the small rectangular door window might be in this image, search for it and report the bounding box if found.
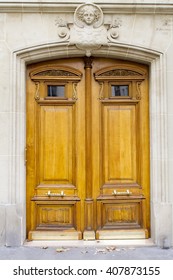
[48,85,65,97]
[111,85,129,97]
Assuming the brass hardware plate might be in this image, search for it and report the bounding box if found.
[46,190,65,197]
[112,189,132,196]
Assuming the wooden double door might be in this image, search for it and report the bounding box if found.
[26,57,150,240]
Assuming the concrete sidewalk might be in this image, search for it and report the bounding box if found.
[0,240,173,260]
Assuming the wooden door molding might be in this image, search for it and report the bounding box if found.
[83,57,95,240]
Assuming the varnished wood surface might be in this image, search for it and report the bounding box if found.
[26,58,150,240]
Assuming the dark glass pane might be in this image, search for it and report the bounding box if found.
[48,85,65,97]
[111,85,129,97]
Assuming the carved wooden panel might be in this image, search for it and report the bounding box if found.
[98,199,143,230]
[94,65,146,82]
[41,206,72,225]
[99,69,142,77]
[35,201,77,230]
[30,65,82,82]
[34,70,77,77]
[101,104,137,185]
[38,105,74,185]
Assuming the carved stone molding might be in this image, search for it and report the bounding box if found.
[2,1,173,14]
[56,2,120,57]
[74,3,103,28]
[55,18,70,41]
[71,3,106,57]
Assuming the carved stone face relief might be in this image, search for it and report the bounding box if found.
[56,2,120,57]
[82,8,96,25]
[74,3,103,28]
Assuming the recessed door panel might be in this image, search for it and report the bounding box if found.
[34,202,77,229]
[102,104,137,184]
[39,105,74,184]
[101,200,142,229]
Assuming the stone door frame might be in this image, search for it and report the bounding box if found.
[7,42,171,246]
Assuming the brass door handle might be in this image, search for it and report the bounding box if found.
[46,190,65,197]
[112,189,132,196]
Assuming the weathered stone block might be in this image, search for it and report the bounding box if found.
[6,205,22,247]
[0,206,6,245]
[152,202,172,248]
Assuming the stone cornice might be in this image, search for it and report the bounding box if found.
[0,1,173,14]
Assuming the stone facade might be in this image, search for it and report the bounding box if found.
[0,0,173,246]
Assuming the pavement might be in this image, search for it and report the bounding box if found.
[0,240,173,260]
